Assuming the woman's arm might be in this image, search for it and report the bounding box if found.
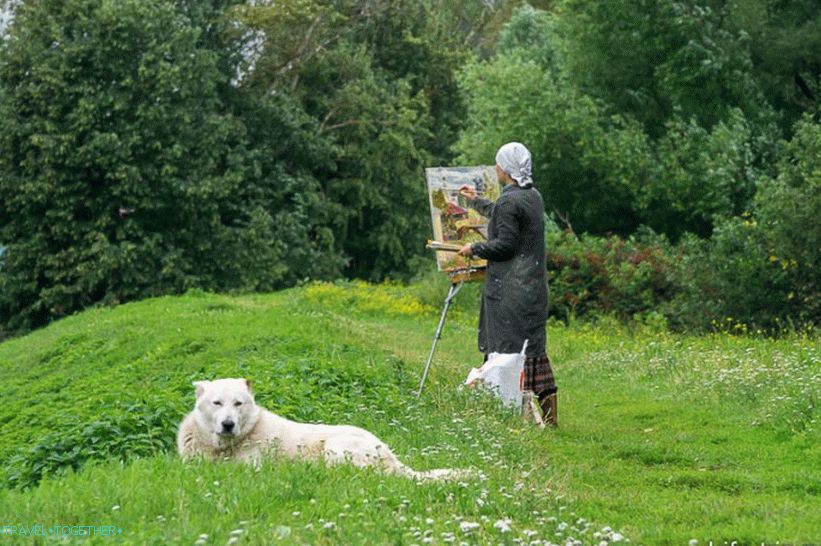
[471,200,519,261]
[469,197,495,218]
[459,184,494,218]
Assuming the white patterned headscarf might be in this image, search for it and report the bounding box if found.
[495,142,533,188]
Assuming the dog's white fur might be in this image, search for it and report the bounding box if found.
[177,378,468,480]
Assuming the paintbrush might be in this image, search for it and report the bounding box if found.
[426,240,463,252]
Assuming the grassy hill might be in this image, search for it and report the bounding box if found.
[0,281,818,545]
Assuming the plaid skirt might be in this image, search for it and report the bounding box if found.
[522,352,557,395]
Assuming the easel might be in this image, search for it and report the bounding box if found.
[416,267,485,396]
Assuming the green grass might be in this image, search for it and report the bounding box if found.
[0,281,818,545]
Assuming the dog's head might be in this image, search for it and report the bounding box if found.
[191,378,260,447]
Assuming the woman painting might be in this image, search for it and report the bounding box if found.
[457,142,557,426]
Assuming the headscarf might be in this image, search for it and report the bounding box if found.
[495,142,533,188]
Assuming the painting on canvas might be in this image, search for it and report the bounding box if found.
[425,165,499,274]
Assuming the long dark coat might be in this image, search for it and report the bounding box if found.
[470,184,548,358]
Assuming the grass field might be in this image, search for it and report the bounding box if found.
[0,281,818,545]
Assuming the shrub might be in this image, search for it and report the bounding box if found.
[664,223,784,333]
[546,230,678,322]
[2,400,180,490]
[666,113,820,333]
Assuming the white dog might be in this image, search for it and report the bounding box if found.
[177,378,469,480]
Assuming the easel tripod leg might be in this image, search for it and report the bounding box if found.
[416,281,464,397]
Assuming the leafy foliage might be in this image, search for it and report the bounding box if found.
[546,230,678,323]
[557,0,776,136]
[455,46,652,235]
[232,0,488,281]
[3,401,179,490]
[0,0,346,333]
[0,0,818,335]
[666,113,821,332]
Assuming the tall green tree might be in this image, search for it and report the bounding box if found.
[0,0,344,333]
[455,6,654,236]
[557,0,775,137]
[727,0,821,133]
[233,0,496,279]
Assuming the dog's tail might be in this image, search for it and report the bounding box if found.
[398,466,475,481]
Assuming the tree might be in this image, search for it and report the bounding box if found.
[753,112,821,325]
[455,6,654,236]
[232,0,498,280]
[0,0,344,333]
[557,0,775,138]
[726,0,821,134]
[643,109,768,239]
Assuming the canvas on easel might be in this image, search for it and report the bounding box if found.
[425,166,499,280]
[418,165,499,396]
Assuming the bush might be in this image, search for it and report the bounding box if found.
[666,113,820,333]
[546,230,678,322]
[2,400,180,490]
[665,224,781,333]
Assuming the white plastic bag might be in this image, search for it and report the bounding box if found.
[464,340,528,409]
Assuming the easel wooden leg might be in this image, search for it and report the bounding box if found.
[416,281,464,397]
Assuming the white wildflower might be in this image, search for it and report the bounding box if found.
[494,518,512,533]
[460,521,480,534]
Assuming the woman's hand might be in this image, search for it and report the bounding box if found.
[457,243,474,257]
[459,184,478,201]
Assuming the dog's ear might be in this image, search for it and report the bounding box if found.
[243,378,253,393]
[193,380,209,399]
